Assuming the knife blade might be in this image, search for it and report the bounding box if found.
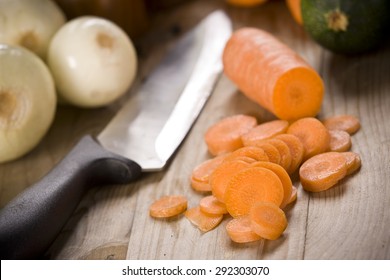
[0,10,232,259]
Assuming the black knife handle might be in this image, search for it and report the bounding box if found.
[0,135,142,259]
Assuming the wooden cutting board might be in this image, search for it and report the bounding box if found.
[1,0,389,260]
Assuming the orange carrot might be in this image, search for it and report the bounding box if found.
[299,152,348,192]
[149,195,188,218]
[275,133,304,174]
[226,0,268,7]
[223,146,269,162]
[185,206,223,232]
[342,152,362,175]
[250,141,281,165]
[251,161,293,209]
[250,201,288,240]
[224,156,257,164]
[285,185,298,206]
[286,0,303,25]
[210,159,251,203]
[224,166,284,217]
[223,28,324,120]
[264,138,292,171]
[226,216,262,243]
[241,120,289,146]
[287,117,330,160]
[191,154,228,192]
[328,130,352,152]
[204,114,257,156]
[200,195,228,215]
[322,115,361,135]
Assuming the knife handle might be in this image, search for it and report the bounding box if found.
[0,135,142,259]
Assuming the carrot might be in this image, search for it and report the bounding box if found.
[285,185,298,206]
[210,159,251,203]
[226,216,262,243]
[342,152,362,175]
[223,28,324,120]
[286,0,303,25]
[224,156,257,164]
[251,161,293,209]
[264,138,292,171]
[322,115,361,135]
[250,141,281,165]
[226,0,268,7]
[149,195,188,218]
[204,114,257,156]
[287,117,330,160]
[328,130,352,152]
[274,134,304,174]
[185,206,223,232]
[241,120,289,146]
[299,152,348,192]
[191,154,228,192]
[223,146,269,162]
[224,166,284,217]
[250,201,288,240]
[199,195,228,215]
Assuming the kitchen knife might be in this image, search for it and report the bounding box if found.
[0,10,232,259]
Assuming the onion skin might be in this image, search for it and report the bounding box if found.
[47,16,138,108]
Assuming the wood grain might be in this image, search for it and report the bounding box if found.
[0,0,389,260]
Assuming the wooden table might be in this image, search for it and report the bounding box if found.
[1,0,389,260]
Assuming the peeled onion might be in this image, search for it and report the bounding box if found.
[47,16,138,108]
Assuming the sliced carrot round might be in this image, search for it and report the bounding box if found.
[224,166,284,217]
[185,206,223,232]
[250,142,281,165]
[191,155,227,192]
[250,201,288,240]
[210,159,251,203]
[264,138,292,171]
[328,130,352,152]
[285,185,298,207]
[299,152,348,192]
[322,115,361,135]
[149,195,188,218]
[275,133,304,174]
[342,152,361,175]
[251,161,293,209]
[223,146,269,162]
[287,117,330,160]
[241,120,289,146]
[226,216,262,243]
[204,114,257,156]
[190,177,212,192]
[199,195,228,215]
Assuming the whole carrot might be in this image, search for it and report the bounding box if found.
[223,28,324,120]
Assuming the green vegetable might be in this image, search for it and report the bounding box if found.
[301,0,390,54]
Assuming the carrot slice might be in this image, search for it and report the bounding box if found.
[185,206,223,232]
[251,161,293,209]
[264,138,292,171]
[226,0,268,7]
[191,155,228,192]
[285,185,298,207]
[226,216,262,243]
[149,195,188,218]
[223,146,269,162]
[241,120,289,146]
[322,115,361,135]
[342,152,362,175]
[224,167,284,217]
[200,195,228,215]
[275,133,304,174]
[287,117,330,160]
[204,114,257,156]
[223,28,324,120]
[328,130,352,152]
[250,201,288,240]
[210,159,251,203]
[286,0,303,25]
[224,156,257,164]
[299,152,348,192]
[250,142,281,165]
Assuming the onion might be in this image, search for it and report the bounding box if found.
[47,16,138,108]
[0,0,66,60]
[0,44,57,163]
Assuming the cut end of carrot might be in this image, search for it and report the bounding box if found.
[226,216,262,243]
[149,195,188,218]
[185,206,223,232]
[273,67,324,120]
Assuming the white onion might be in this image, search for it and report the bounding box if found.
[47,16,138,108]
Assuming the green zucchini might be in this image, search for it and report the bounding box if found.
[301,0,390,54]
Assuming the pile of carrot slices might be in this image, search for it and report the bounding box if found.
[149,114,362,244]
